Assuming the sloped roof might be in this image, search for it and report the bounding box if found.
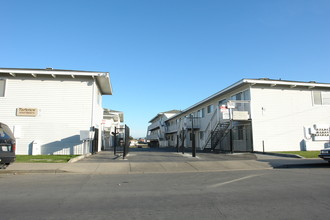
[0,68,112,95]
[148,110,181,123]
[166,78,330,121]
[103,109,124,122]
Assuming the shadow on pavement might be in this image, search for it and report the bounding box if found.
[258,158,330,169]
[275,162,330,169]
[129,147,177,152]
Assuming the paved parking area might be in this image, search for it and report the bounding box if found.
[77,147,257,163]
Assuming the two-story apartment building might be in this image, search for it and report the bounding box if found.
[146,110,181,147]
[102,108,124,150]
[150,78,330,152]
[0,68,112,155]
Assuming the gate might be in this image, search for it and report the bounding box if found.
[217,123,253,152]
[113,125,130,159]
[91,128,99,154]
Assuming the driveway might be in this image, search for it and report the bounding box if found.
[77,147,257,163]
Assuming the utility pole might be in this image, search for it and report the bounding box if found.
[176,134,179,153]
[111,127,119,156]
[191,114,196,157]
[181,127,185,154]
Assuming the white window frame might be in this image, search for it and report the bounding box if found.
[207,105,214,114]
[230,90,250,101]
[0,79,6,97]
[201,108,205,118]
[313,91,330,105]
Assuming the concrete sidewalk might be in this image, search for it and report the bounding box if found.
[1,159,272,175]
[2,150,327,175]
[0,150,273,174]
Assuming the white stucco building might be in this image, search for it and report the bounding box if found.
[146,110,181,147]
[148,78,330,152]
[0,68,112,155]
[102,109,124,150]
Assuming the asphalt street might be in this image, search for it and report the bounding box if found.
[1,148,329,219]
[1,168,330,219]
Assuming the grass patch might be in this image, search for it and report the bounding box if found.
[275,151,320,158]
[16,155,79,163]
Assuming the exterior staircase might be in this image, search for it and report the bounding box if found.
[204,122,230,151]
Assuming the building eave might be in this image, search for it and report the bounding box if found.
[166,79,246,121]
[166,78,330,121]
[148,113,164,123]
[243,79,330,89]
[0,68,113,95]
[103,109,124,122]
[148,110,182,123]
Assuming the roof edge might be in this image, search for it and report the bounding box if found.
[166,78,330,121]
[0,68,113,95]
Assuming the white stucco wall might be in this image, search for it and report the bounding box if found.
[147,112,179,147]
[0,76,103,155]
[91,81,104,152]
[250,86,330,152]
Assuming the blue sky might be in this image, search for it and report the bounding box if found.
[1,0,329,138]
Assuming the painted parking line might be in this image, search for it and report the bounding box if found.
[207,174,263,188]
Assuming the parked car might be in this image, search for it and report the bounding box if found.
[319,147,330,163]
[0,123,16,169]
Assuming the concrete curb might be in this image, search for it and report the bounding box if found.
[0,169,69,174]
[254,151,304,159]
[68,153,92,163]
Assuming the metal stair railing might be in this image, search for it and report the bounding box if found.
[211,122,230,150]
[203,108,220,150]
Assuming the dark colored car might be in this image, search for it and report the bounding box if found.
[319,147,330,163]
[0,122,16,169]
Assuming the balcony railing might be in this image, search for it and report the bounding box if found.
[146,133,159,140]
[220,100,251,121]
[148,122,160,131]
[165,117,201,133]
[166,123,178,133]
[184,117,201,129]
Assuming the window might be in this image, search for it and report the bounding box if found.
[230,90,250,101]
[0,79,5,97]
[243,90,251,100]
[313,91,321,105]
[313,91,330,105]
[207,105,214,114]
[219,99,227,106]
[201,108,205,117]
[235,93,242,100]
